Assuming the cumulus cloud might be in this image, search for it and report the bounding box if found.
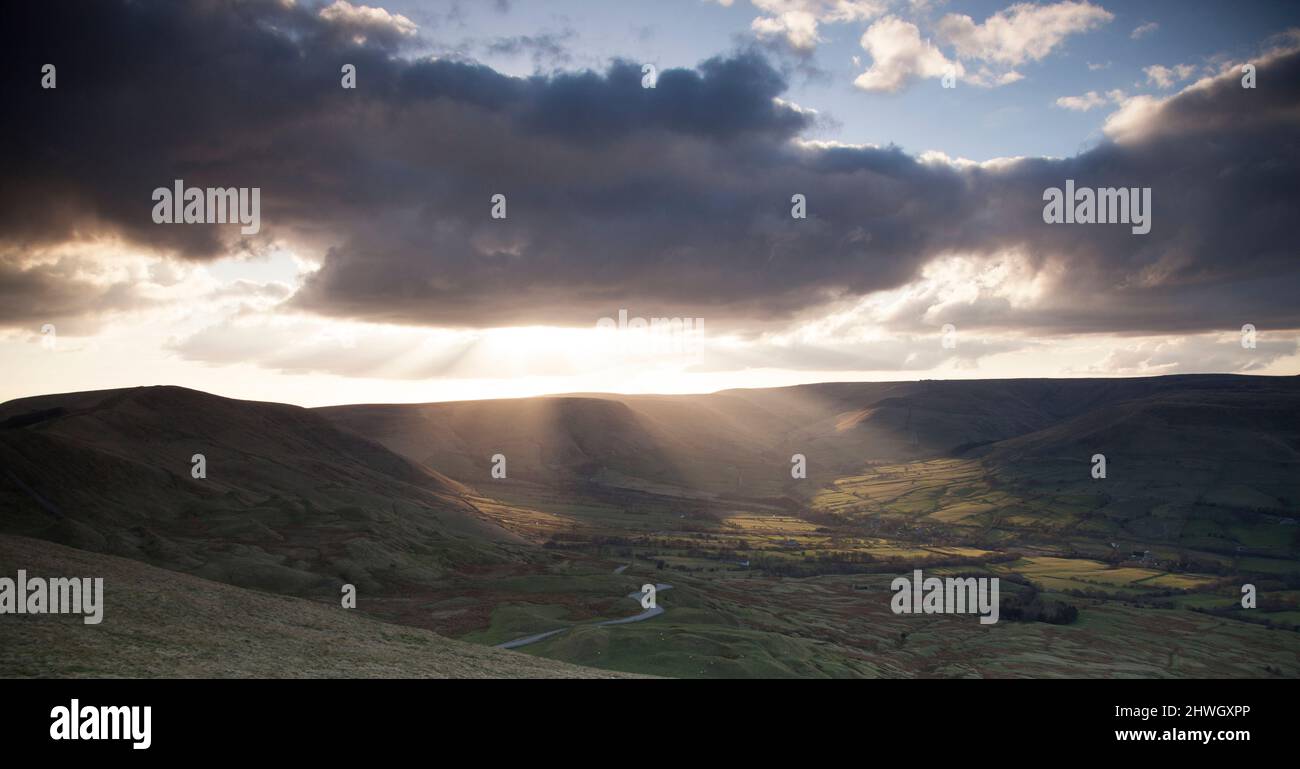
[937,1,1113,65]
[853,16,961,92]
[855,1,1112,91]
[724,0,886,53]
[1144,62,1197,89]
[318,0,418,45]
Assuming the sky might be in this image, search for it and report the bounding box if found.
[2,0,1299,407]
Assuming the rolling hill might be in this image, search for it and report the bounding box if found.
[0,534,631,678]
[3,375,1298,678]
[318,374,1300,510]
[0,386,524,598]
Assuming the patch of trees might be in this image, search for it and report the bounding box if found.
[1000,583,1081,625]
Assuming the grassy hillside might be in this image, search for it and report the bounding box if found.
[319,375,1300,529]
[0,534,631,678]
[0,386,525,599]
[4,375,1298,678]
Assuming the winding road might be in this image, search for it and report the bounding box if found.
[495,582,673,650]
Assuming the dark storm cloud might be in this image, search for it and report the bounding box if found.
[2,0,1298,336]
[934,47,1300,335]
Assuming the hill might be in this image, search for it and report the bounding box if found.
[4,376,1298,678]
[0,386,524,598]
[0,534,630,678]
[318,375,1300,510]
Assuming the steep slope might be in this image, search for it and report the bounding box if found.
[980,377,1300,467]
[0,386,523,597]
[0,534,632,678]
[966,378,1300,552]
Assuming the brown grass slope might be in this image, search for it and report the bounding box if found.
[0,534,632,678]
[0,386,526,598]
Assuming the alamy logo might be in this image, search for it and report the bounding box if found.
[1043,180,1151,235]
[152,180,261,234]
[0,570,103,624]
[891,569,999,625]
[50,699,151,750]
[596,309,704,355]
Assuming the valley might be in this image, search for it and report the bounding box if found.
[2,375,1299,677]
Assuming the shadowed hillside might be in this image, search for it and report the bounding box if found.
[319,374,1300,505]
[0,386,524,597]
[961,378,1300,559]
